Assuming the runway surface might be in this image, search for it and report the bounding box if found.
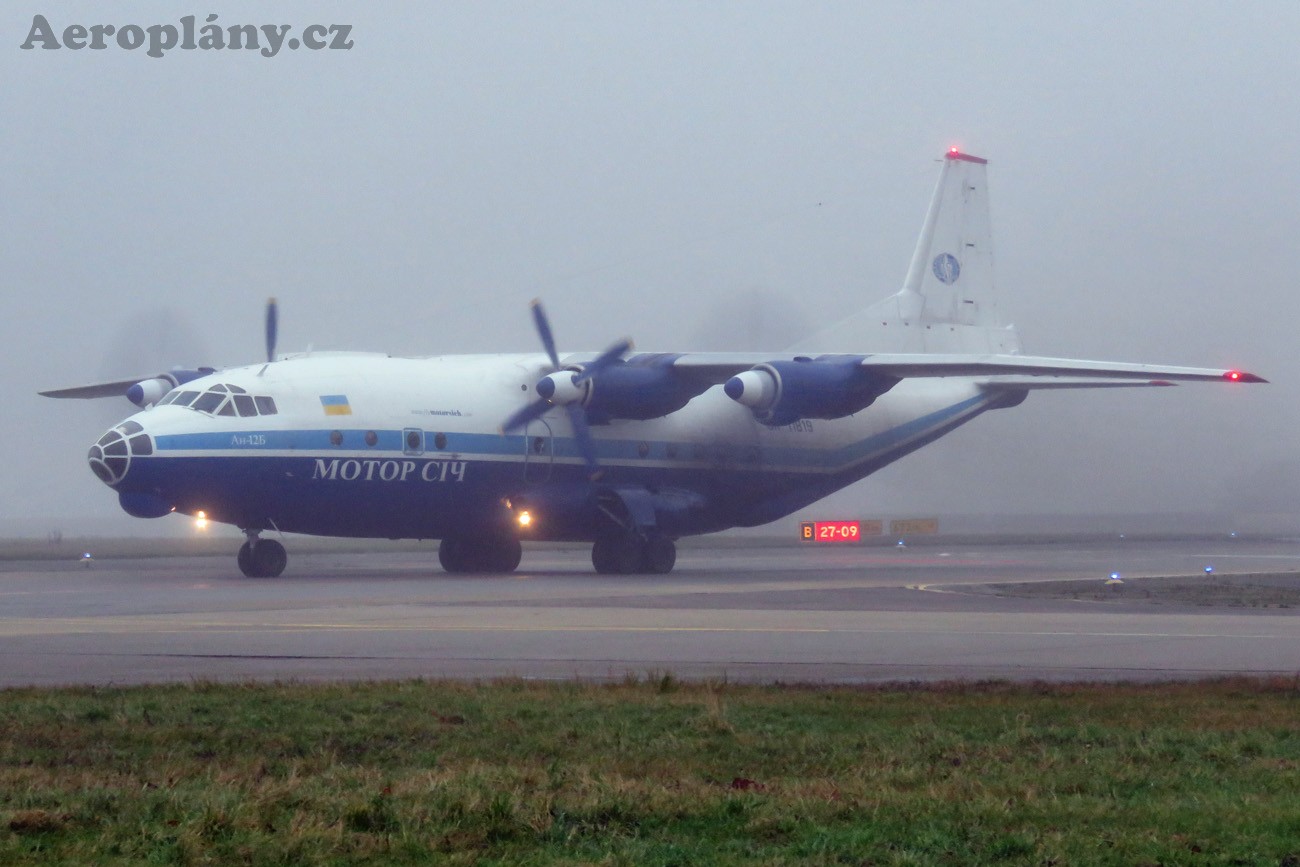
[2,538,1299,687]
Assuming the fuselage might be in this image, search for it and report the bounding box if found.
[91,351,1002,541]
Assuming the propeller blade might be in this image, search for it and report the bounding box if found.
[500,398,551,435]
[565,404,602,480]
[530,299,560,370]
[265,297,279,363]
[572,337,633,384]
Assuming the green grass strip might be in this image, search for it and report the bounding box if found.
[2,676,1299,865]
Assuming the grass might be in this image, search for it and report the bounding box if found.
[977,573,1300,609]
[2,677,1299,865]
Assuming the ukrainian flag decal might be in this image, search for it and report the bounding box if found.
[320,394,352,416]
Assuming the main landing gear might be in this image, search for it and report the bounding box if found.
[591,533,676,575]
[237,533,287,578]
[439,536,523,574]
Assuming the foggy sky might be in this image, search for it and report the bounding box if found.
[4,1,1295,536]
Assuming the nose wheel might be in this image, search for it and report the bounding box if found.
[237,535,287,578]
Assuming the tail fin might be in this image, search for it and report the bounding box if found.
[791,149,1020,354]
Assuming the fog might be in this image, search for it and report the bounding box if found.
[3,1,1295,536]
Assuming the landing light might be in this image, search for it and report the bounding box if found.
[517,510,533,529]
[194,510,209,531]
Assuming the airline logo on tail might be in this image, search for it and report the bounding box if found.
[932,253,961,284]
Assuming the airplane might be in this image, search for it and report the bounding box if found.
[42,149,1265,577]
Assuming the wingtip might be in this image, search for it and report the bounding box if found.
[1224,371,1268,384]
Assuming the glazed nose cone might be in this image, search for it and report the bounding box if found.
[87,419,153,487]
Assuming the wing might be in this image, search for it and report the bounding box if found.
[667,352,1266,388]
[40,367,217,406]
[39,379,153,400]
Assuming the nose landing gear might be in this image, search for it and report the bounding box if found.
[237,532,287,578]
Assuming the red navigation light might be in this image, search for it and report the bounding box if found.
[949,146,960,155]
[1228,371,1241,381]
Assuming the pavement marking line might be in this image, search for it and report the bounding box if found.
[1,616,1295,642]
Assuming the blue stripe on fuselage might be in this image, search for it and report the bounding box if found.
[152,393,991,474]
[128,393,995,538]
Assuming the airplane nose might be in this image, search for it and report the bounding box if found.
[87,420,153,487]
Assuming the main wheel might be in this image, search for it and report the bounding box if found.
[439,538,467,573]
[641,535,676,574]
[488,537,523,572]
[591,537,617,574]
[592,535,643,575]
[440,537,522,574]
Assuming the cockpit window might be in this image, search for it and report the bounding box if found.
[191,392,224,414]
[175,384,278,417]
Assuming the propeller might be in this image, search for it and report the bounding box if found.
[265,297,279,363]
[501,299,632,479]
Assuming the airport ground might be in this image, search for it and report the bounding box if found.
[2,534,1298,687]
[4,535,1299,864]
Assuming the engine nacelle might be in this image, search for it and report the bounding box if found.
[723,356,899,426]
[536,371,587,405]
[126,367,215,407]
[126,378,173,408]
[584,359,710,422]
[533,355,710,423]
